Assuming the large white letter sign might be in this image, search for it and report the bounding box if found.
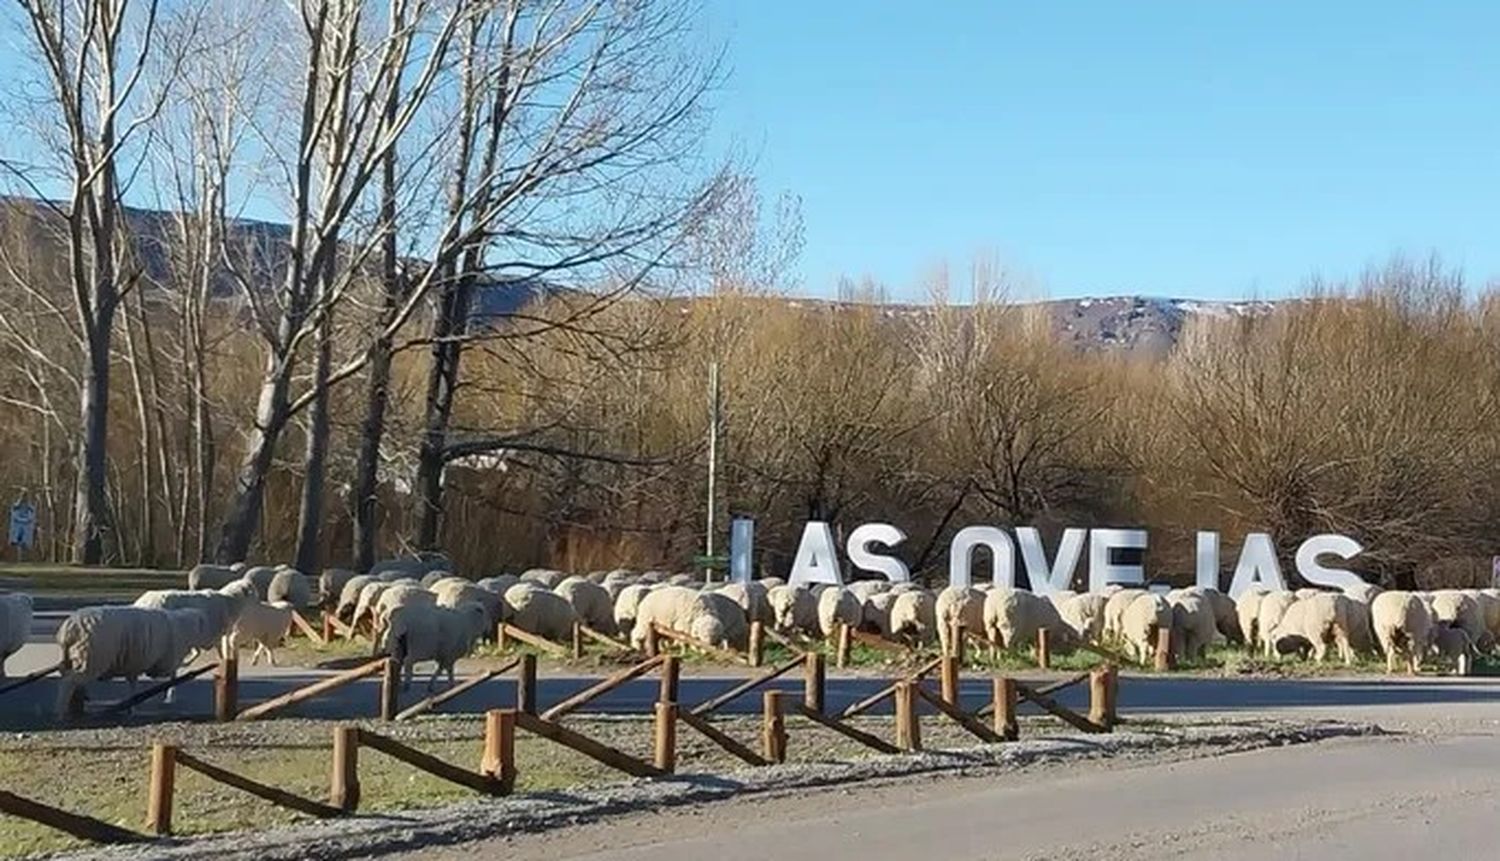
[948,526,1016,589]
[788,521,842,586]
[847,523,910,582]
[1226,532,1286,598]
[1088,528,1148,592]
[1195,531,1220,591]
[1295,534,1363,591]
[1016,527,1086,595]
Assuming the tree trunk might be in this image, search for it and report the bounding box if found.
[413,305,467,550]
[215,352,292,563]
[293,310,333,573]
[73,325,112,564]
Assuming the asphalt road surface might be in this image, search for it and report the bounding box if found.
[397,732,1500,860]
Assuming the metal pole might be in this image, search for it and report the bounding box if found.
[705,361,720,582]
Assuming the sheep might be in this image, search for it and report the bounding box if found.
[432,579,505,633]
[667,573,700,587]
[1344,582,1384,604]
[268,568,313,609]
[759,576,786,589]
[845,580,891,602]
[1120,593,1173,664]
[231,601,294,665]
[519,568,568,589]
[1168,592,1219,661]
[1478,589,1500,643]
[477,574,520,597]
[336,575,376,621]
[982,588,1060,651]
[888,590,938,646]
[1059,592,1108,643]
[372,584,438,648]
[715,582,772,626]
[370,555,447,582]
[555,577,616,636]
[685,591,749,650]
[239,566,279,600]
[1371,590,1433,674]
[186,563,240,591]
[1341,591,1378,654]
[1256,592,1299,658]
[318,569,355,609]
[0,593,33,678]
[1431,626,1474,674]
[504,583,577,641]
[1235,589,1269,652]
[55,606,207,716]
[817,587,863,639]
[420,570,450,589]
[766,585,818,636]
[860,591,900,637]
[1272,593,1354,664]
[629,586,701,650]
[1046,590,1077,614]
[637,571,668,585]
[934,586,985,655]
[133,589,244,657]
[1195,588,1242,644]
[384,602,489,691]
[347,580,396,639]
[613,584,656,635]
[1102,588,1146,642]
[1430,590,1488,649]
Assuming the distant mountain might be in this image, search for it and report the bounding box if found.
[1034,295,1276,355]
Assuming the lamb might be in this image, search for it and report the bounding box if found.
[519,568,568,589]
[384,602,489,691]
[1168,592,1219,661]
[231,600,294,665]
[268,568,313,609]
[432,579,506,633]
[613,583,656,635]
[1120,593,1173,664]
[1255,592,1299,658]
[186,563,240,591]
[1102,588,1146,642]
[555,577,616,635]
[1370,590,1433,674]
[982,588,1060,651]
[1059,592,1108,643]
[504,583,578,641]
[715,582,772,626]
[860,591,900,637]
[817,587,863,639]
[55,606,207,716]
[888,589,938,646]
[934,586,985,655]
[766,585,818,636]
[628,586,701,651]
[0,593,33,678]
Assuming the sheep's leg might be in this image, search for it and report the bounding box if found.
[428,664,440,693]
[265,647,277,668]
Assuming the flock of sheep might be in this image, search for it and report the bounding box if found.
[3,558,1496,720]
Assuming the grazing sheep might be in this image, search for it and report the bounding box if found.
[432,579,505,633]
[935,586,985,655]
[519,569,568,589]
[1046,590,1078,614]
[860,591,900,637]
[420,570,450,589]
[766,585,818,636]
[555,577,616,635]
[1120,593,1173,664]
[347,580,396,639]
[1371,591,1433,674]
[1194,588,1242,644]
[817,587,863,639]
[758,577,786,589]
[637,571,668,585]
[1274,593,1354,664]
[504,584,577,641]
[372,584,438,643]
[1256,592,1299,658]
[186,563,240,591]
[318,569,355,609]
[476,574,520,597]
[336,575,376,621]
[1234,589,1269,651]
[239,566,278,600]
[0,593,34,678]
[1478,589,1500,644]
[133,589,245,657]
[716,582,772,626]
[1102,588,1146,642]
[1430,590,1488,649]
[888,589,938,646]
[1344,582,1384,604]
[384,602,489,691]
[982,588,1061,651]
[601,571,636,600]
[231,601,294,665]
[1059,592,1108,643]
[667,573,700,587]
[629,586,702,650]
[55,606,207,716]
[1431,626,1474,673]
[685,591,749,650]
[1168,592,1219,661]
[846,580,891,602]
[268,568,313,609]
[613,584,656,635]
[1341,591,1377,654]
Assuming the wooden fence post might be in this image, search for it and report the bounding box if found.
[146,744,176,836]
[331,726,360,812]
[1089,665,1117,730]
[894,681,921,751]
[1036,627,1051,670]
[762,690,787,764]
[1154,627,1172,672]
[644,624,659,657]
[658,654,681,706]
[571,622,585,661]
[835,623,852,668]
[379,658,400,721]
[322,611,335,643]
[953,621,967,663]
[748,621,764,668]
[993,677,1018,741]
[803,652,825,714]
[654,702,678,773]
[496,621,509,651]
[482,709,517,792]
[214,654,238,722]
[517,653,538,715]
[940,655,960,706]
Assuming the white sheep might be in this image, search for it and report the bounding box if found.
[759,576,786,589]
[1235,589,1269,652]
[817,587,863,639]
[186,563,240,591]
[1272,593,1354,664]
[1255,592,1299,658]
[347,579,401,638]
[432,579,505,633]
[385,602,488,691]
[860,591,900,637]
[476,574,520,596]
[519,568,568,589]
[845,580,891,603]
[318,568,355,609]
[667,573,701,587]
[268,567,313,609]
[766,585,818,636]
[231,600,294,665]
[1059,592,1108,643]
[629,586,699,650]
[336,574,375,621]
[982,588,1059,651]
[133,589,245,658]
[1046,590,1078,614]
[504,583,577,641]
[372,584,438,645]
[55,606,207,716]
[555,577,615,635]
[935,586,985,655]
[1371,590,1433,674]
[1102,588,1146,642]
[613,583,656,635]
[1168,591,1219,661]
[1120,593,1173,664]
[685,591,749,650]
[0,593,33,678]
[1478,589,1500,643]
[1430,590,1488,649]
[716,582,772,626]
[888,589,938,645]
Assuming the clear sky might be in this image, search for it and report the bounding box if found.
[704,1,1500,301]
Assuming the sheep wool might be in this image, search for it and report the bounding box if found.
[1102,589,1146,642]
[888,589,938,646]
[981,588,1057,651]
[232,601,294,666]
[861,591,900,637]
[336,575,376,621]
[518,569,568,589]
[935,586,985,655]
[766,585,818,635]
[186,563,240,592]
[555,577,616,635]
[55,606,205,716]
[0,593,33,677]
[816,587,863,639]
[268,568,314,609]
[715,582,772,626]
[433,580,506,632]
[504,584,578,641]
[629,586,702,651]
[686,591,749,650]
[133,589,242,654]
[1234,589,1269,652]
[1168,592,1219,661]
[1370,590,1433,675]
[1255,592,1299,657]
[318,569,356,609]
[613,584,657,635]
[385,602,489,691]
[1120,593,1173,663]
[1059,592,1108,643]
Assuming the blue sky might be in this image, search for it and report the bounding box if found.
[704,1,1500,300]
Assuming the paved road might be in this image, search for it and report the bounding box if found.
[401,732,1500,860]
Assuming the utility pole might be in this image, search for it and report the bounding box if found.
[704,361,721,582]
